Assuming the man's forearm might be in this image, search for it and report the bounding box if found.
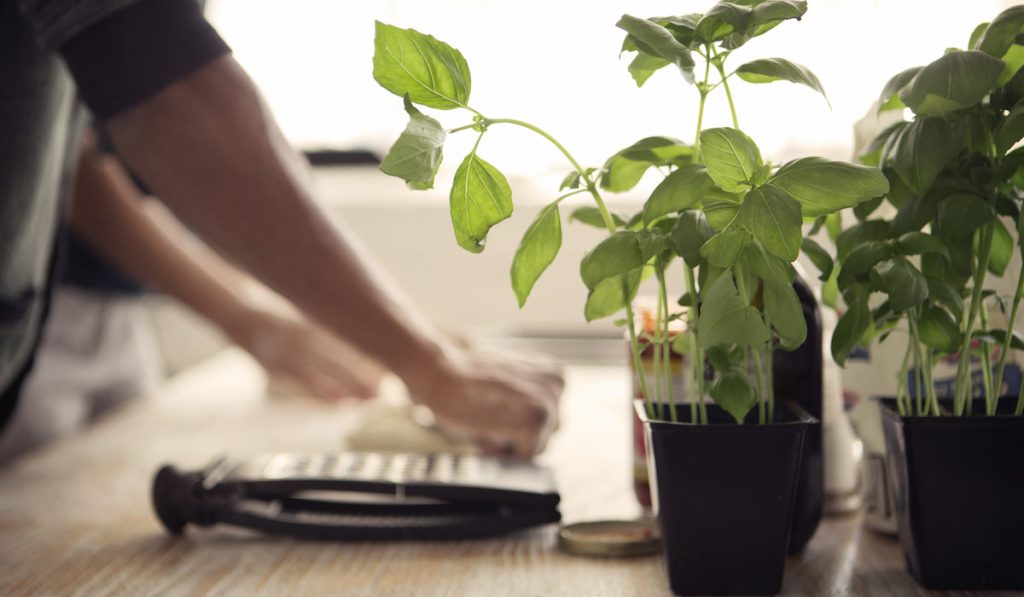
[104,56,452,387]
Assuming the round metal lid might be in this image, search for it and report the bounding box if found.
[558,518,662,557]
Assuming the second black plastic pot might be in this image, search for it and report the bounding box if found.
[879,398,1024,590]
[636,400,813,596]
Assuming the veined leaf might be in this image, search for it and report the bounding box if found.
[736,58,830,107]
[918,306,961,353]
[832,288,869,366]
[976,5,1024,59]
[988,218,1013,276]
[373,21,471,109]
[873,258,928,312]
[699,228,750,269]
[584,269,643,321]
[900,50,1005,117]
[511,203,561,307]
[695,2,752,44]
[738,185,803,261]
[380,96,447,189]
[893,231,950,261]
[768,157,889,217]
[642,165,713,225]
[700,128,763,193]
[996,99,1024,155]
[580,231,644,290]
[935,194,996,238]
[888,117,959,194]
[877,66,921,113]
[617,15,695,83]
[628,52,670,87]
[450,152,512,253]
[568,207,627,229]
[600,136,692,192]
[801,237,833,281]
[710,370,758,423]
[672,210,713,267]
[697,273,770,348]
[744,246,806,346]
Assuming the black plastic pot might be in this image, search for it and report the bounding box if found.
[879,398,1024,590]
[636,400,813,596]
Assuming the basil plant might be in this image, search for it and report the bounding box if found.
[832,5,1024,418]
[372,0,887,424]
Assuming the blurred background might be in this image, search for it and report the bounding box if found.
[155,0,1021,373]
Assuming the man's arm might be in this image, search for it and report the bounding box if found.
[68,137,382,401]
[101,56,561,455]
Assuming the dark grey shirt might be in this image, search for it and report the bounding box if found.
[0,0,228,430]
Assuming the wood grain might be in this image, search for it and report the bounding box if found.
[0,349,1006,596]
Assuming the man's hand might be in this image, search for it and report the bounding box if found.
[409,346,563,457]
[225,308,383,401]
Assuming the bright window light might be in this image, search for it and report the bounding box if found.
[207,0,1013,178]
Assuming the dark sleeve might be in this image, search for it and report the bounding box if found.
[20,0,231,119]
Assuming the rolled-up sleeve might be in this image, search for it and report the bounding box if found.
[18,0,231,119]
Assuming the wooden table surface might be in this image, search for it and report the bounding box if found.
[0,349,1007,596]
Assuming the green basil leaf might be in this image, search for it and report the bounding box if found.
[560,171,581,191]
[584,269,643,321]
[672,210,713,267]
[699,128,763,193]
[580,231,644,290]
[996,99,1024,155]
[699,228,751,269]
[853,196,884,221]
[877,66,922,112]
[838,241,892,289]
[704,346,733,373]
[973,328,1024,351]
[738,185,803,261]
[873,258,929,312]
[836,219,890,260]
[568,207,627,229]
[642,165,713,225]
[917,306,962,353]
[380,96,447,189]
[988,218,1013,276]
[710,370,758,423]
[600,137,693,192]
[925,275,964,319]
[748,0,807,35]
[859,122,908,167]
[801,237,834,281]
[976,5,1024,59]
[744,246,806,346]
[510,203,561,307]
[616,15,696,83]
[627,52,671,87]
[637,228,669,261]
[449,151,513,253]
[889,117,959,194]
[832,289,869,366]
[893,231,951,261]
[698,273,770,348]
[735,57,830,107]
[768,157,890,217]
[936,194,996,238]
[900,50,1005,117]
[373,21,472,110]
[696,3,752,44]
[703,198,741,231]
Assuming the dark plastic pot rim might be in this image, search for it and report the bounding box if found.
[877,397,1024,426]
[634,399,817,429]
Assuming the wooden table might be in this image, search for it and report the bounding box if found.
[0,349,1000,596]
